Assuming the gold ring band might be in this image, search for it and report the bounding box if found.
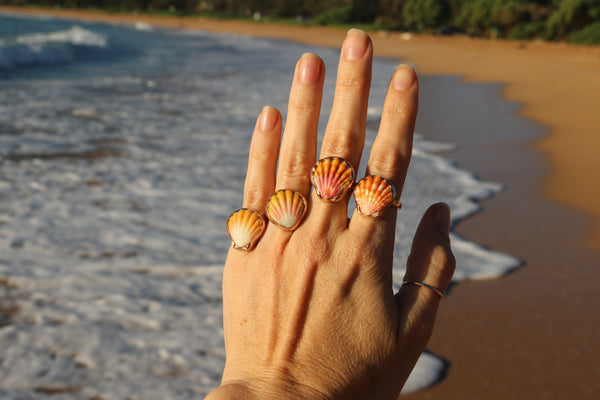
[401,280,444,298]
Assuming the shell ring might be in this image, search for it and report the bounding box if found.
[226,157,402,250]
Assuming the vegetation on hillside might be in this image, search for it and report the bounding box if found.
[2,0,599,44]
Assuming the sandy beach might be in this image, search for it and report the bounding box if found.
[2,6,599,399]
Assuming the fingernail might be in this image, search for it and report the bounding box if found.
[434,203,451,234]
[343,28,368,60]
[393,64,416,91]
[298,53,321,84]
[259,106,277,131]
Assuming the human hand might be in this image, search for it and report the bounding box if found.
[207,29,455,400]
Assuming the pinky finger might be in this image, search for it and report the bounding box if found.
[243,106,282,211]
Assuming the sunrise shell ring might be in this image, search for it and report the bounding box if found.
[226,190,308,250]
[353,175,402,217]
[310,157,355,202]
[227,160,404,250]
[265,189,308,231]
[226,208,266,251]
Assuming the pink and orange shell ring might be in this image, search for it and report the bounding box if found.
[265,189,308,231]
[226,208,266,250]
[353,175,402,217]
[310,157,355,202]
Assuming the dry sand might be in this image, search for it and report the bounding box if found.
[2,7,599,399]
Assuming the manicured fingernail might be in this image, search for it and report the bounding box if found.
[434,203,451,234]
[393,64,416,91]
[259,106,277,131]
[298,53,321,84]
[343,28,368,60]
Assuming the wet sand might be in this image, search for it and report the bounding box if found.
[407,76,599,399]
[2,7,599,399]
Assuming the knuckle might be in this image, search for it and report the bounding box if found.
[300,232,331,261]
[368,156,404,180]
[382,98,411,120]
[249,146,271,162]
[243,188,265,209]
[336,71,365,90]
[444,246,457,274]
[322,130,354,156]
[431,243,456,281]
[432,247,452,271]
[288,96,317,114]
[280,150,311,180]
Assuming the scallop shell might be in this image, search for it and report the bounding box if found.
[353,175,397,217]
[310,157,355,201]
[226,208,266,250]
[265,189,307,230]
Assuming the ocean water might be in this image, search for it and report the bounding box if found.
[0,12,521,399]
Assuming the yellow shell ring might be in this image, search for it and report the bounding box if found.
[265,189,308,231]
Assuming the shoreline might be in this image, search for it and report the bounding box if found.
[2,7,599,398]
[405,75,599,398]
[2,6,600,249]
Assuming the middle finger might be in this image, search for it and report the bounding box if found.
[320,29,372,170]
[309,29,373,227]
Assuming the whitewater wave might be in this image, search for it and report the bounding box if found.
[0,26,109,70]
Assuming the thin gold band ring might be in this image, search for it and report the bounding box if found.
[401,280,444,298]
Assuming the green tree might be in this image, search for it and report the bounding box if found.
[546,0,600,39]
[455,0,534,36]
[377,0,408,29]
[569,20,600,44]
[311,0,378,25]
[402,0,451,30]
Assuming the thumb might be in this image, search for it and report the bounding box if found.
[396,203,455,344]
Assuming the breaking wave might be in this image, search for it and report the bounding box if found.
[0,26,110,70]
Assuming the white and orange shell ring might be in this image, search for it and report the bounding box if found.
[226,208,266,250]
